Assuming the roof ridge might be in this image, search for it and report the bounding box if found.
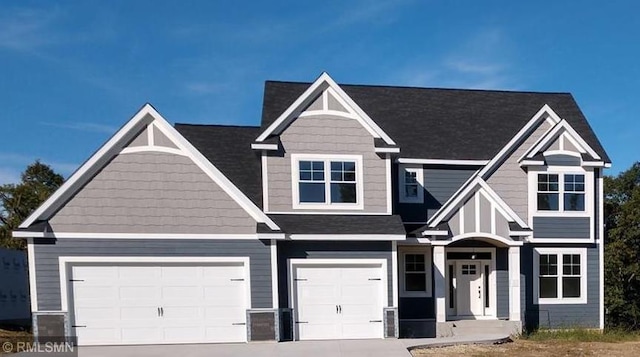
[174,123,260,129]
[265,80,573,95]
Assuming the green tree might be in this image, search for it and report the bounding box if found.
[0,161,64,250]
[604,162,640,329]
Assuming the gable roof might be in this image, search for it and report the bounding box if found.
[175,124,263,206]
[261,81,610,162]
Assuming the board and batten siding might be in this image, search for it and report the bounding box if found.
[266,114,387,213]
[532,217,591,239]
[276,241,393,308]
[396,166,476,223]
[33,239,273,311]
[49,152,257,234]
[520,244,600,329]
[486,120,551,222]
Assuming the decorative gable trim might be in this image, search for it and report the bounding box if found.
[518,119,602,163]
[478,104,561,179]
[427,176,529,230]
[255,72,396,145]
[19,104,281,231]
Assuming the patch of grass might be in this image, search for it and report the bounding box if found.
[522,328,640,342]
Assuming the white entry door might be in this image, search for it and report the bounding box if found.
[456,261,484,316]
[292,262,385,340]
[69,262,249,346]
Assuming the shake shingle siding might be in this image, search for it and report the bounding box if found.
[33,239,273,310]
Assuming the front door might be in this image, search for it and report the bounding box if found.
[456,261,484,316]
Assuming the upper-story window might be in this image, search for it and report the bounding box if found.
[399,165,424,203]
[537,173,585,212]
[292,154,363,209]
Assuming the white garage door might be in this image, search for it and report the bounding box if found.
[69,262,249,346]
[292,261,386,340]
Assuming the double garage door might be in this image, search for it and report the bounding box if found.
[68,260,249,346]
[292,261,387,340]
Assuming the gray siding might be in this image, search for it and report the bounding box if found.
[496,248,509,319]
[396,167,475,222]
[266,114,387,213]
[533,217,591,239]
[486,120,551,222]
[49,152,257,234]
[521,244,600,329]
[276,241,392,307]
[33,238,273,310]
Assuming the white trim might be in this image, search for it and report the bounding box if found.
[391,241,398,307]
[297,110,360,120]
[474,193,481,232]
[478,104,560,179]
[508,246,521,321]
[147,123,154,146]
[397,158,489,166]
[59,256,252,320]
[26,238,38,312]
[119,146,187,156]
[13,231,285,240]
[430,233,524,247]
[287,234,406,241]
[265,211,390,215]
[521,120,601,162]
[262,152,269,212]
[422,230,448,236]
[433,246,446,322]
[288,258,388,340]
[375,147,400,154]
[398,164,424,204]
[598,169,605,329]
[533,247,587,304]
[270,240,279,309]
[251,143,279,150]
[20,104,280,231]
[398,246,432,298]
[256,72,395,145]
[526,238,593,244]
[290,154,364,210]
[385,154,392,214]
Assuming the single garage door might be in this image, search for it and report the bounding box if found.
[69,261,249,345]
[292,261,386,340]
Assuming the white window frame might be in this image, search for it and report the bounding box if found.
[291,154,364,210]
[399,246,432,297]
[528,166,593,218]
[398,165,424,204]
[533,247,587,304]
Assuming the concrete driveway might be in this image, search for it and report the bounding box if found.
[74,339,412,357]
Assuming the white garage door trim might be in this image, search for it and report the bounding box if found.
[58,256,251,345]
[288,258,388,341]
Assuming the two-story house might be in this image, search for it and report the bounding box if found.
[14,73,609,345]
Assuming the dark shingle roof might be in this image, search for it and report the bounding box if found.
[261,81,610,162]
[175,124,263,206]
[267,214,406,235]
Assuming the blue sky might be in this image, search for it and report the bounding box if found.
[0,0,638,184]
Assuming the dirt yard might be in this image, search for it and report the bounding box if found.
[411,339,640,357]
[0,328,32,354]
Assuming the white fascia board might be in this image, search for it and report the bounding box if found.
[421,230,449,236]
[13,231,285,240]
[508,231,533,236]
[255,72,396,145]
[479,104,560,179]
[427,176,483,227]
[517,119,562,163]
[375,147,400,153]
[519,160,546,167]
[251,143,279,150]
[19,104,155,229]
[397,158,489,166]
[287,234,406,241]
[477,180,529,228]
[521,119,601,162]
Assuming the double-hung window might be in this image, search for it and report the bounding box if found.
[399,248,431,297]
[535,248,586,304]
[399,165,424,203]
[293,155,363,209]
[536,173,585,212]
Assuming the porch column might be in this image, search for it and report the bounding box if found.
[433,245,446,323]
[508,246,521,321]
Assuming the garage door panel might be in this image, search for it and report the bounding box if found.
[70,261,249,345]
